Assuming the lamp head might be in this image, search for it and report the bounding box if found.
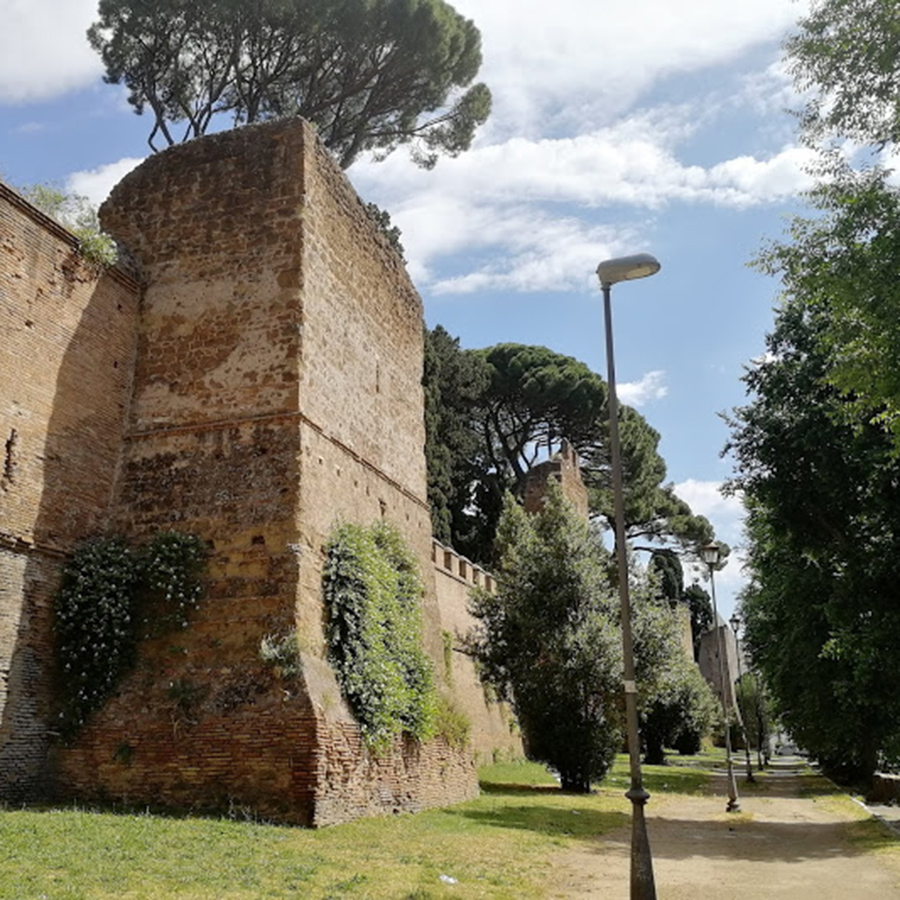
[730,613,740,633]
[596,253,661,287]
[700,543,720,567]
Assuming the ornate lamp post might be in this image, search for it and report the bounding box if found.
[700,542,740,812]
[597,252,661,900]
[729,613,755,783]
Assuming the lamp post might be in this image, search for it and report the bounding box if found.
[729,613,755,783]
[597,252,661,900]
[701,543,739,812]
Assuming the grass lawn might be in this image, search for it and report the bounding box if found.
[0,760,632,900]
[2,751,885,899]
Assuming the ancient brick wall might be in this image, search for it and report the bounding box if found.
[432,541,523,765]
[0,183,139,799]
[51,120,479,824]
[523,440,590,519]
[1,120,522,824]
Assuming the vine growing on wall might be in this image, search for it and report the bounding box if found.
[54,531,207,736]
[323,522,437,750]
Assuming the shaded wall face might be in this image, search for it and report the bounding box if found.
[0,185,139,799]
[432,543,523,766]
[52,123,317,821]
[53,120,476,824]
[291,129,436,661]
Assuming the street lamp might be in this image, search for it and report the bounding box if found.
[597,252,661,900]
[729,613,755,783]
[700,543,740,812]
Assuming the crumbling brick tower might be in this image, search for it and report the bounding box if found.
[51,119,477,825]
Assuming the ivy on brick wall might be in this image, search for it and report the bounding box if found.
[54,531,207,737]
[323,522,437,750]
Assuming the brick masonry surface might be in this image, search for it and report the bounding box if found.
[0,183,139,799]
[1,120,518,823]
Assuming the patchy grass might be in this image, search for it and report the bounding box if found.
[0,763,629,900]
[604,752,712,797]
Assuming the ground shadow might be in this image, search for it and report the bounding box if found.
[445,802,629,841]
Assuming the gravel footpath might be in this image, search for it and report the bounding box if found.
[549,758,900,899]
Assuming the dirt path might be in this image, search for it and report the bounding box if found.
[550,760,900,899]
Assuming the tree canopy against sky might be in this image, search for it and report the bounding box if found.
[88,0,491,167]
[786,0,900,149]
[726,294,900,783]
[728,1,900,784]
[754,160,900,449]
[423,329,713,564]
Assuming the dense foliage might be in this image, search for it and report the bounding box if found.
[786,0,900,148]
[55,531,206,736]
[683,583,713,662]
[726,1,900,784]
[88,0,492,168]
[423,325,488,546]
[727,294,900,783]
[466,486,709,789]
[466,487,623,791]
[323,522,437,748]
[422,330,713,564]
[641,653,718,763]
[755,161,900,450]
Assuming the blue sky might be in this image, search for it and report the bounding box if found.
[0,0,817,619]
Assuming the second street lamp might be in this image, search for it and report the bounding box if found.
[729,613,755,783]
[597,252,661,900]
[700,542,740,812]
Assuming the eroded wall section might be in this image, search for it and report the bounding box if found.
[0,184,139,799]
[52,121,477,824]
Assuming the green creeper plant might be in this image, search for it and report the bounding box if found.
[54,531,207,737]
[323,522,437,750]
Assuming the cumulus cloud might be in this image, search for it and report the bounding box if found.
[619,371,668,407]
[352,112,814,294]
[0,0,101,103]
[450,0,807,136]
[67,158,145,207]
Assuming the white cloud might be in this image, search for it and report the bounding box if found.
[67,158,145,207]
[674,479,743,537]
[352,112,814,295]
[450,0,807,137]
[674,478,747,615]
[0,0,101,103]
[619,371,668,407]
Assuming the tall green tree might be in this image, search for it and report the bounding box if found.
[466,487,623,792]
[423,325,489,545]
[649,549,683,603]
[786,0,900,148]
[88,0,492,167]
[683,583,713,662]
[422,332,713,563]
[467,486,711,787]
[754,161,900,449]
[727,294,900,784]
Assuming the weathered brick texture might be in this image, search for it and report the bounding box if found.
[2,119,516,823]
[0,184,139,798]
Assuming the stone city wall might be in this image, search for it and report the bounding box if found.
[48,121,483,823]
[0,183,139,799]
[1,121,519,823]
[432,540,523,764]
